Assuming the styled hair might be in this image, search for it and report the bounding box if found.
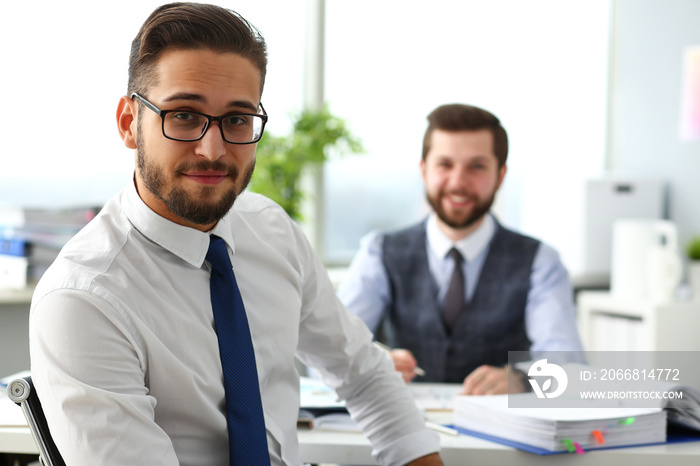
[128,2,268,96]
[421,104,508,166]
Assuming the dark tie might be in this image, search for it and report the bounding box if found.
[206,235,270,465]
[443,248,465,333]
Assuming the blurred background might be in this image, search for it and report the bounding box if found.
[1,0,699,286]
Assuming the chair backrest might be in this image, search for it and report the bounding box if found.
[6,375,66,466]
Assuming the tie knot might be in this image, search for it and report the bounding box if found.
[206,235,231,272]
[448,247,463,265]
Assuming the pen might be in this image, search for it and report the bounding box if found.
[372,341,426,377]
[425,421,460,436]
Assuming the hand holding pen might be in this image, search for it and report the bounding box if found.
[373,341,426,383]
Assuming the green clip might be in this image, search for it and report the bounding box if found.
[562,438,576,453]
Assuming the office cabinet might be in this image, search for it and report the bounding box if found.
[577,291,700,352]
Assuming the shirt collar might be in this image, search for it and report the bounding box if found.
[426,212,496,262]
[122,178,236,268]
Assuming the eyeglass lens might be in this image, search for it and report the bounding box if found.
[164,112,264,143]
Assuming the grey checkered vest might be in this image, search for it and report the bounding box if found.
[379,219,539,382]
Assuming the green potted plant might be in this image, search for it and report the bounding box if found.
[685,236,700,300]
[249,105,363,221]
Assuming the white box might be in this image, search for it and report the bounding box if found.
[583,178,665,281]
[0,255,28,290]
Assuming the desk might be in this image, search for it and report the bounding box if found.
[0,427,35,455]
[4,413,699,465]
[297,410,700,466]
[2,419,700,465]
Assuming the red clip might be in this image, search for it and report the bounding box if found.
[592,430,605,444]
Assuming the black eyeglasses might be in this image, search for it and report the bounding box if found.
[130,92,267,144]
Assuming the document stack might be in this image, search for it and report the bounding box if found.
[0,205,100,289]
[453,394,667,454]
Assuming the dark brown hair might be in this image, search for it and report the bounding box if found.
[128,2,268,96]
[422,104,508,166]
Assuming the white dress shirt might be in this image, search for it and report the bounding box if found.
[30,180,439,466]
[338,213,585,360]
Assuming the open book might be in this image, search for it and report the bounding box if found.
[297,409,361,432]
[298,376,358,431]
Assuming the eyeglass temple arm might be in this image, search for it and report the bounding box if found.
[132,92,266,120]
[130,92,162,116]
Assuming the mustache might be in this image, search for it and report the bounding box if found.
[176,161,239,178]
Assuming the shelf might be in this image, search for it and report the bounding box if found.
[0,287,34,305]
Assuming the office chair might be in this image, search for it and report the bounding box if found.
[6,375,66,466]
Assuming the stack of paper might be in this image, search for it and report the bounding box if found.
[0,205,100,287]
[454,394,667,453]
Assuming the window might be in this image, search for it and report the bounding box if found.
[1,1,610,278]
[323,0,611,276]
[0,1,304,206]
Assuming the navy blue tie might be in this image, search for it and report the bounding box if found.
[206,235,270,465]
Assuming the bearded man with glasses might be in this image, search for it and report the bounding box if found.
[28,3,443,465]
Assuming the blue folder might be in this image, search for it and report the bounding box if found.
[447,423,700,455]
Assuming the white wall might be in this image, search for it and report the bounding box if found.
[2,1,614,278]
[609,0,700,250]
[0,0,304,206]
[323,0,611,274]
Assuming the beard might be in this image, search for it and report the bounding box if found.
[426,189,496,230]
[136,132,254,226]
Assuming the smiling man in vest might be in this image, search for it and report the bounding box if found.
[338,103,584,395]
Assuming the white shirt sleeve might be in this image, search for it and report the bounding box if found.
[30,290,180,465]
[336,231,391,334]
[292,227,440,466]
[525,243,586,361]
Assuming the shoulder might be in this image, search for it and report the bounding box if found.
[384,220,426,239]
[229,191,313,257]
[494,222,567,272]
[379,220,429,270]
[383,220,427,248]
[493,221,542,253]
[232,191,297,234]
[32,196,133,310]
[234,190,286,214]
